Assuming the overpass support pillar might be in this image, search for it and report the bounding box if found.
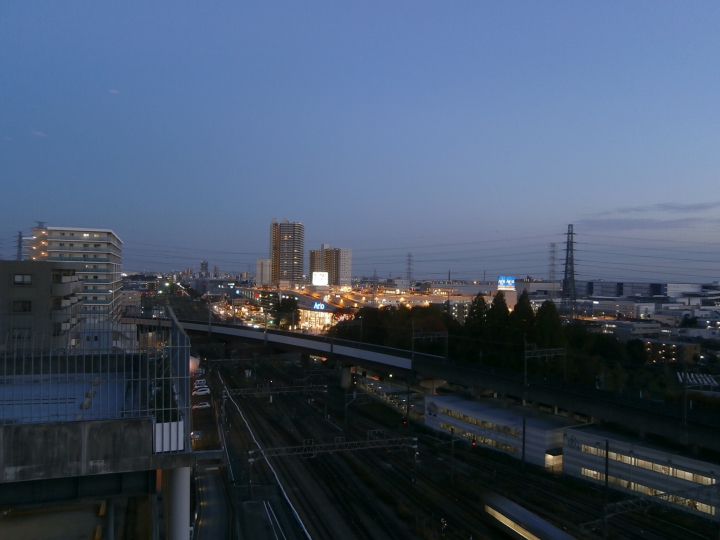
[163,467,190,540]
[341,367,351,389]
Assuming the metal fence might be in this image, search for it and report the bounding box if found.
[0,307,190,453]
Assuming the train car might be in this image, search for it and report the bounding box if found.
[483,493,575,540]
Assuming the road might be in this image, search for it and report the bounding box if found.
[195,468,230,540]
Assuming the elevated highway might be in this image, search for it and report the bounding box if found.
[143,317,720,454]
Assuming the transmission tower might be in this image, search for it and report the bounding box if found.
[562,224,576,317]
[406,253,413,285]
[548,243,557,301]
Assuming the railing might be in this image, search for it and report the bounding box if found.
[0,308,191,454]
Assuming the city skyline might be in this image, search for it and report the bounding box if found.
[1,3,719,281]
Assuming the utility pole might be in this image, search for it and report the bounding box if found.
[521,417,526,472]
[450,427,455,485]
[603,439,609,539]
[15,231,24,261]
[548,242,557,302]
[407,320,414,422]
[264,311,268,349]
[406,252,413,286]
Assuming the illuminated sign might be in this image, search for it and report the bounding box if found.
[313,302,326,310]
[497,276,516,291]
[312,272,329,286]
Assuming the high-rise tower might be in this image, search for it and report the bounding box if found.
[270,219,305,285]
[309,244,352,286]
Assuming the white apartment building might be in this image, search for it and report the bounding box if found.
[29,225,123,321]
[255,258,271,286]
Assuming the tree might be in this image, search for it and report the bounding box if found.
[464,292,488,339]
[486,291,510,343]
[588,334,628,362]
[274,297,299,329]
[509,290,535,343]
[534,300,564,348]
[626,339,648,364]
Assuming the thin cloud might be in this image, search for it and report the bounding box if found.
[577,217,720,231]
[31,131,47,137]
[600,202,720,216]
[108,89,121,95]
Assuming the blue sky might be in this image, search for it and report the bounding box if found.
[1,2,719,281]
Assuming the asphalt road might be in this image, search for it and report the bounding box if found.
[196,468,230,540]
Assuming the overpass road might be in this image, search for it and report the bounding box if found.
[177,319,720,453]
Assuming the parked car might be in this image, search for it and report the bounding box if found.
[192,402,210,410]
[192,388,210,396]
[194,379,206,386]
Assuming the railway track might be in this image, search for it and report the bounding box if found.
[218,362,719,540]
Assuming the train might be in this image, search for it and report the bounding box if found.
[483,492,576,540]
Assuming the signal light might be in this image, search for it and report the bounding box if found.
[402,417,408,426]
[471,437,476,447]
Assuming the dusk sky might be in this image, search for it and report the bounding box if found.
[1,2,719,282]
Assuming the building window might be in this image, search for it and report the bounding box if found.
[13,274,32,285]
[13,301,32,312]
[12,328,31,340]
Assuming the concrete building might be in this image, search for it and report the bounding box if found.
[0,260,84,350]
[309,244,352,287]
[424,395,573,468]
[591,299,656,319]
[563,424,718,519]
[270,219,304,285]
[642,338,701,364]
[0,309,193,539]
[255,258,271,286]
[29,225,123,321]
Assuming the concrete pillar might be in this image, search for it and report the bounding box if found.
[340,367,351,389]
[107,499,115,540]
[167,467,190,540]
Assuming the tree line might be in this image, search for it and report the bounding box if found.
[332,291,673,393]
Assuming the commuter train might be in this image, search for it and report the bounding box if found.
[483,493,575,540]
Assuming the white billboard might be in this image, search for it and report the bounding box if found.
[312,271,329,286]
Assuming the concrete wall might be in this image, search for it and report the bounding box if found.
[0,418,154,483]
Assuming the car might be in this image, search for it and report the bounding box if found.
[192,388,210,396]
[195,379,206,385]
[193,382,208,389]
[192,402,210,410]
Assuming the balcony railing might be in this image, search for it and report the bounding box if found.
[45,256,113,263]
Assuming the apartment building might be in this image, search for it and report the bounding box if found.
[309,244,352,286]
[29,225,123,321]
[0,260,84,350]
[270,219,304,285]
